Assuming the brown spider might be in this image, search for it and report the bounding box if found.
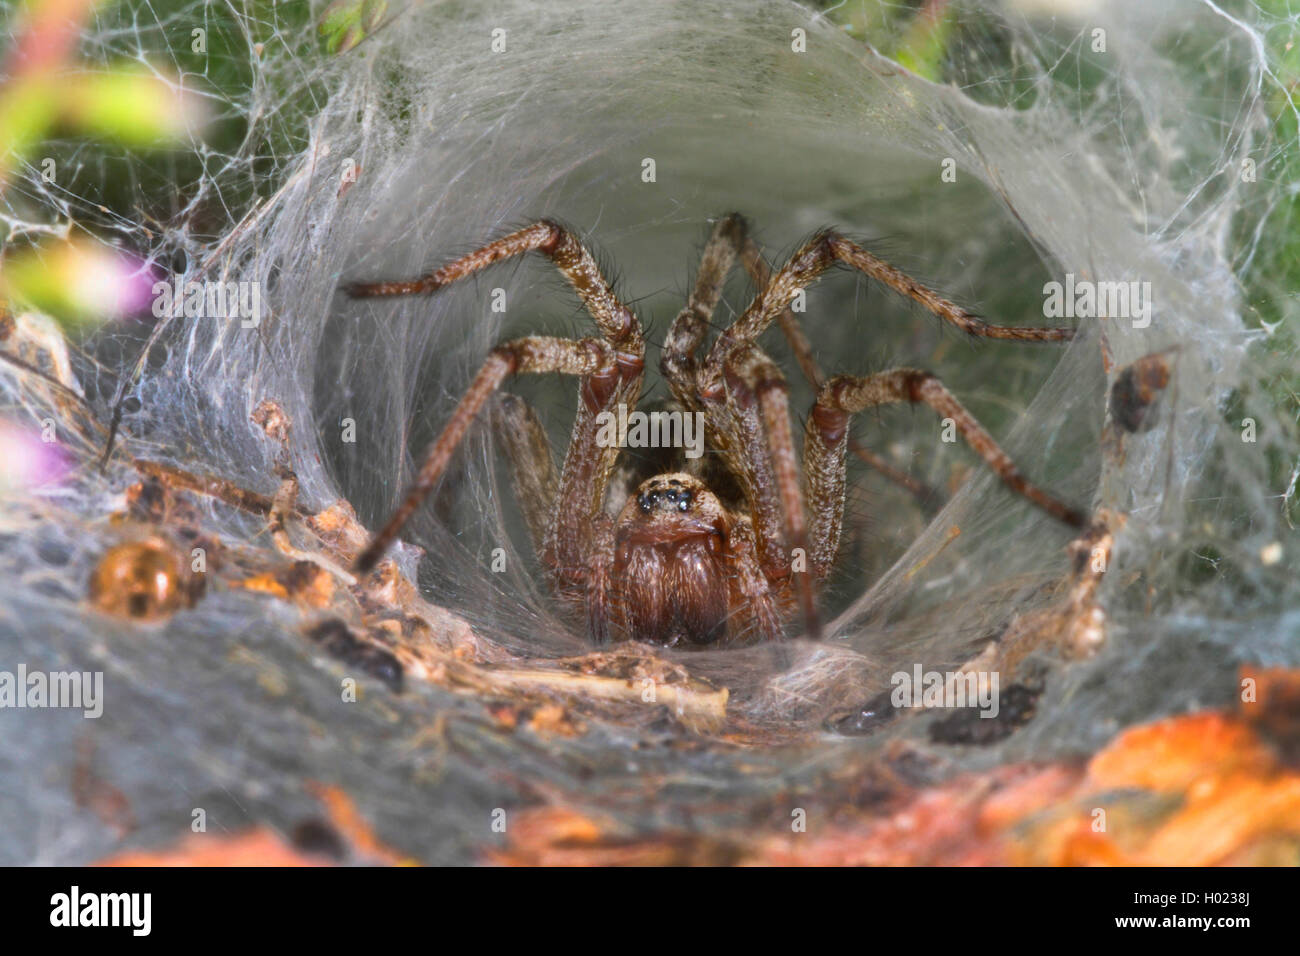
[346,215,1084,647]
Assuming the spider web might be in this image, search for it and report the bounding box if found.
[1,0,1297,863]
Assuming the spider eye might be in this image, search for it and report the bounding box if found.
[637,484,693,515]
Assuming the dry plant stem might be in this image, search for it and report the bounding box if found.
[970,508,1125,680]
[0,350,101,431]
[135,460,279,516]
[472,667,728,732]
[268,469,357,585]
[904,524,962,580]
[1063,510,1121,657]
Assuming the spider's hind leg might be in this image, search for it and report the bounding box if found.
[491,393,559,558]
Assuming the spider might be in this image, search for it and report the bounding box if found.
[345,214,1084,647]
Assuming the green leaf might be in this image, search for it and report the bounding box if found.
[319,0,387,55]
[56,67,203,144]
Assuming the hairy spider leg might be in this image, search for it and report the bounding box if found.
[697,225,1081,637]
[348,222,646,596]
[730,218,942,507]
[708,226,1083,548]
[662,216,819,639]
[352,335,619,574]
[707,230,1074,375]
[805,368,1088,578]
[490,393,558,557]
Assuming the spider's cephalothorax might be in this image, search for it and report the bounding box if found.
[346,215,1085,647]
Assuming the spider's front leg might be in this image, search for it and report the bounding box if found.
[348,220,640,349]
[492,393,621,643]
[706,230,1074,376]
[661,214,747,411]
[731,222,943,508]
[348,221,645,645]
[352,335,616,573]
[706,344,822,640]
[803,368,1087,579]
[690,223,1080,631]
[661,216,821,639]
[727,516,784,644]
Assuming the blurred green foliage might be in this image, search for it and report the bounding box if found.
[1,0,320,250]
[318,0,387,54]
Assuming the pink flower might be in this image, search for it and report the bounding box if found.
[66,245,162,320]
[0,420,73,490]
[0,240,164,324]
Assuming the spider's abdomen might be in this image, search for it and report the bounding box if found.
[613,473,732,646]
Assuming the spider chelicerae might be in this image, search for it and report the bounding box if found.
[345,214,1084,647]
